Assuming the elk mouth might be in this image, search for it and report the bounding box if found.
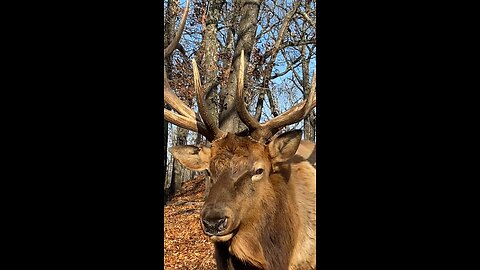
[205,226,240,242]
[201,218,239,242]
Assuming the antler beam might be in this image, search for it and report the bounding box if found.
[235,50,316,142]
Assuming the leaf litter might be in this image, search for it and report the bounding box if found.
[164,175,216,269]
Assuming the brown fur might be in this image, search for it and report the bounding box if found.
[169,132,316,270]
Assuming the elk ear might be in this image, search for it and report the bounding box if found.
[169,145,211,171]
[268,130,302,164]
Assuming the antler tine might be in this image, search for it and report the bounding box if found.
[164,0,189,58]
[165,67,215,140]
[263,70,316,132]
[192,59,226,140]
[164,109,211,136]
[164,69,196,119]
[235,50,261,132]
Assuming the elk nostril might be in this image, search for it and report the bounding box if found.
[202,219,213,229]
[202,217,229,234]
[217,217,228,231]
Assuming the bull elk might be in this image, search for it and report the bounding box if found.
[164,1,316,269]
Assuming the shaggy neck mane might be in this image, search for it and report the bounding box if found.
[216,166,299,270]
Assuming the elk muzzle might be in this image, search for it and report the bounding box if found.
[200,204,236,242]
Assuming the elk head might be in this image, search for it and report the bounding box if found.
[164,0,316,242]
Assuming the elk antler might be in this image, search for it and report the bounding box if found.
[235,50,316,143]
[164,0,190,58]
[163,0,223,142]
[192,59,226,140]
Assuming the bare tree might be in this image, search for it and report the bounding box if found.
[199,0,225,125]
[163,0,316,200]
[163,0,177,201]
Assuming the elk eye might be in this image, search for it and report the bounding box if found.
[255,168,264,175]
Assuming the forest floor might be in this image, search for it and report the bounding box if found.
[164,175,216,269]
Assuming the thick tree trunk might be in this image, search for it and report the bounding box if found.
[201,0,226,127]
[219,0,262,133]
[164,0,178,73]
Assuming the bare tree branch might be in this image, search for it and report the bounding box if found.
[271,55,302,79]
[257,0,302,118]
[299,10,315,27]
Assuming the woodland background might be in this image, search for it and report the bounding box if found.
[163,0,316,268]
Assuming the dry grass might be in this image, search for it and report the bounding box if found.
[164,176,216,269]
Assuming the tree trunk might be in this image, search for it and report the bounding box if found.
[163,121,169,204]
[171,125,188,195]
[201,0,226,127]
[301,45,315,141]
[219,0,262,133]
[164,0,178,74]
[169,159,178,197]
[163,0,178,203]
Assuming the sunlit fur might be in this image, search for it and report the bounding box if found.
[203,133,316,270]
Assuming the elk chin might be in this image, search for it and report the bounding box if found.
[209,232,234,242]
